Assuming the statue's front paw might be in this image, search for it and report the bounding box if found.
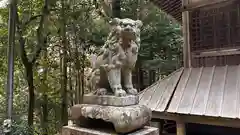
[96,88,107,95]
[126,88,138,95]
[132,46,138,54]
[115,61,122,68]
[114,89,127,97]
[101,64,115,72]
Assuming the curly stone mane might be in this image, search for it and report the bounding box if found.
[87,18,143,97]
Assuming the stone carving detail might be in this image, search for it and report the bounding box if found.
[88,18,142,97]
[70,104,152,133]
[83,94,139,106]
[64,18,154,135]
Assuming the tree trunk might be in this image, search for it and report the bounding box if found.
[60,52,68,126]
[80,51,85,103]
[112,0,121,18]
[139,68,144,90]
[74,49,82,104]
[72,22,83,104]
[6,1,17,132]
[137,0,144,20]
[136,60,144,91]
[41,50,48,135]
[75,70,80,104]
[16,0,50,132]
[42,95,48,135]
[148,47,155,85]
[68,36,73,106]
[149,70,156,85]
[60,0,68,126]
[26,64,34,128]
[68,65,74,106]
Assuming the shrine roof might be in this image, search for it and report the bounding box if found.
[139,65,240,119]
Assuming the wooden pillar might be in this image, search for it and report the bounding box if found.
[182,0,191,68]
[158,120,164,134]
[176,121,186,135]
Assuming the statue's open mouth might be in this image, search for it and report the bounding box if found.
[121,29,136,40]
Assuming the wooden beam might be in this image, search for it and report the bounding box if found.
[192,48,240,58]
[182,0,191,67]
[152,112,240,129]
[159,119,164,134]
[176,121,186,135]
[181,0,235,11]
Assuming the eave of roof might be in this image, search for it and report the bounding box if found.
[139,65,240,120]
[139,68,184,112]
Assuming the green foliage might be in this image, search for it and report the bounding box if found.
[11,120,32,135]
[139,3,182,74]
[0,0,183,134]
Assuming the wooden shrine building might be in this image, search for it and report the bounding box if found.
[140,0,240,134]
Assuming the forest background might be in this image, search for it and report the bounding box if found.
[0,0,182,134]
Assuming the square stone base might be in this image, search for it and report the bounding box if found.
[83,94,139,106]
[62,125,159,135]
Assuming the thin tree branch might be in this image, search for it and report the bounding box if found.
[16,12,30,66]
[23,15,42,27]
[31,0,49,64]
[94,8,110,22]
[31,32,50,64]
[19,36,30,66]
[78,36,104,46]
[15,1,50,66]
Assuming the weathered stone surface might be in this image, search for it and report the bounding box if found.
[86,18,143,97]
[83,94,139,106]
[70,104,152,133]
[62,125,159,135]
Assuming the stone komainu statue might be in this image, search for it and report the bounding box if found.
[88,18,142,97]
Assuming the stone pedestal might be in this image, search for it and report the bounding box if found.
[62,17,155,135]
[62,125,159,135]
[70,104,151,133]
[83,94,139,106]
[65,94,154,134]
